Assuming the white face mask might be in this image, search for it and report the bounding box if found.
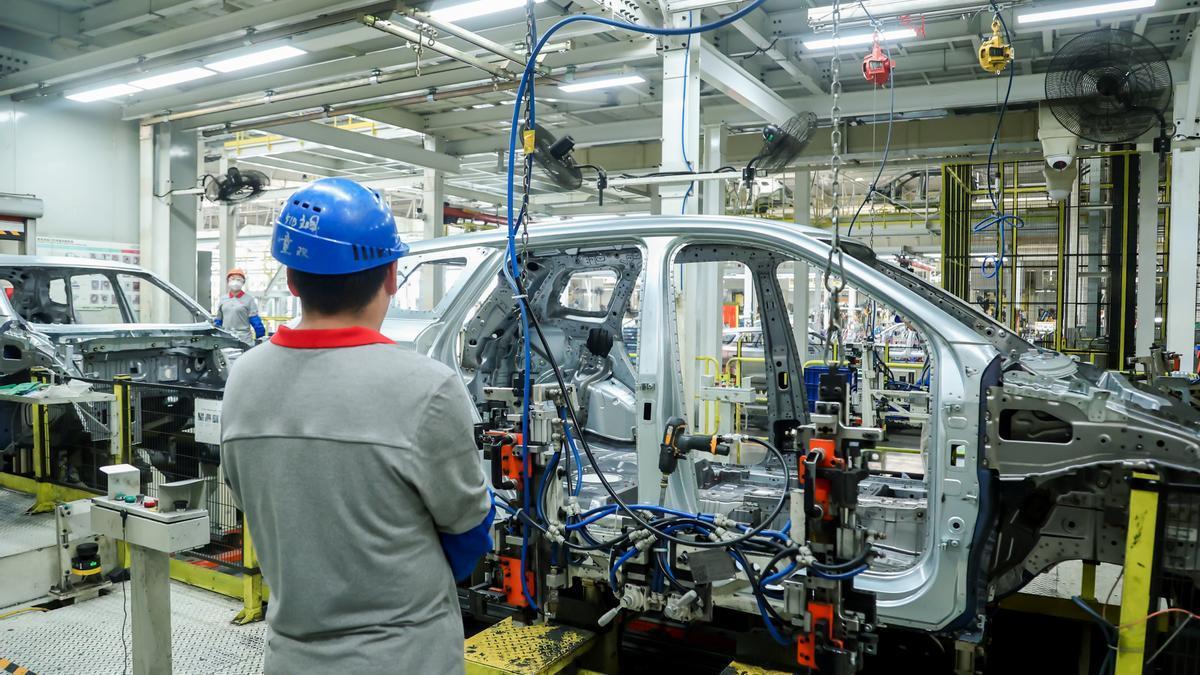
[228,278,245,292]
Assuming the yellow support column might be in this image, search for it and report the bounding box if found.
[27,368,56,514]
[1114,471,1162,675]
[233,516,265,625]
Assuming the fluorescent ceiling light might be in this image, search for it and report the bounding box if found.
[207,46,306,73]
[130,67,216,90]
[802,28,917,51]
[430,0,546,23]
[558,74,646,93]
[65,83,142,103]
[1017,0,1154,24]
[472,103,496,109]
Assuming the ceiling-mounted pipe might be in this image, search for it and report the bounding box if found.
[198,79,539,137]
[360,15,514,81]
[401,7,529,69]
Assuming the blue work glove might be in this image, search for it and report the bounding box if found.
[438,503,496,581]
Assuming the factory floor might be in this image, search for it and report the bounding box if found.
[2,582,264,674]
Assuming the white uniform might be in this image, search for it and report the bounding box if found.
[215,291,260,344]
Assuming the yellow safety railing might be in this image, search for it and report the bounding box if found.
[694,356,723,435]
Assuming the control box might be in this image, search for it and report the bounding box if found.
[90,464,209,554]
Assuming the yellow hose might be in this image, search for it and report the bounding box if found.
[0,606,47,620]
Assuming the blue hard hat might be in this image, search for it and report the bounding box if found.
[271,177,408,275]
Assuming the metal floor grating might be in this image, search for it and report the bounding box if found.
[0,488,54,558]
[1021,560,1124,604]
[2,582,266,675]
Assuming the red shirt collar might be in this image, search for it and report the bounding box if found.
[270,325,395,349]
[228,290,244,298]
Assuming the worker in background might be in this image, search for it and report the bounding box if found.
[220,177,493,675]
[214,268,266,345]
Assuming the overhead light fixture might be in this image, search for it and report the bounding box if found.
[1017,0,1154,24]
[558,74,646,93]
[471,103,496,109]
[65,83,142,103]
[130,67,216,90]
[802,28,917,51]
[430,0,546,23]
[207,46,307,73]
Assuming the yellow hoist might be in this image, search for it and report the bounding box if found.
[978,18,1014,74]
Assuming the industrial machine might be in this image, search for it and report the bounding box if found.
[476,373,882,671]
[385,216,1200,671]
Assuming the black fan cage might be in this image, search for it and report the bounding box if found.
[759,112,818,171]
[525,122,583,190]
[1045,28,1172,144]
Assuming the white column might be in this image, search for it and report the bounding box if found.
[216,155,239,312]
[422,135,446,309]
[138,123,171,322]
[130,545,172,675]
[702,124,727,216]
[1167,149,1199,373]
[679,125,725,431]
[793,170,812,360]
[1135,152,1160,356]
[658,11,699,216]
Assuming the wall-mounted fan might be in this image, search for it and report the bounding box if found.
[744,112,818,187]
[523,122,609,203]
[1044,28,1173,152]
[524,123,583,190]
[203,167,270,204]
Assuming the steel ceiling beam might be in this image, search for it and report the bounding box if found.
[0,0,382,97]
[0,28,81,61]
[697,40,796,125]
[726,12,823,95]
[0,0,81,40]
[355,107,428,133]
[79,0,220,36]
[271,121,461,173]
[446,117,662,155]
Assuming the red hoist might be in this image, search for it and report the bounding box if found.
[861,36,893,86]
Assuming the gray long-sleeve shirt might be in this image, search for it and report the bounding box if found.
[220,325,491,674]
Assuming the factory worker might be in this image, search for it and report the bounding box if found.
[214,268,265,345]
[220,178,493,675]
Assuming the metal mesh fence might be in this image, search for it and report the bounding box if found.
[127,381,244,572]
[45,380,118,492]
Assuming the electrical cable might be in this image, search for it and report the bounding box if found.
[1072,595,1117,675]
[500,0,806,622]
[120,512,130,675]
[1146,614,1192,665]
[811,564,870,580]
[517,297,792,547]
[974,1,1023,287]
[680,17,696,215]
[728,545,792,645]
[559,410,583,496]
[846,3,896,237]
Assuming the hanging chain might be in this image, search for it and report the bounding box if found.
[517,0,537,278]
[822,0,846,368]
